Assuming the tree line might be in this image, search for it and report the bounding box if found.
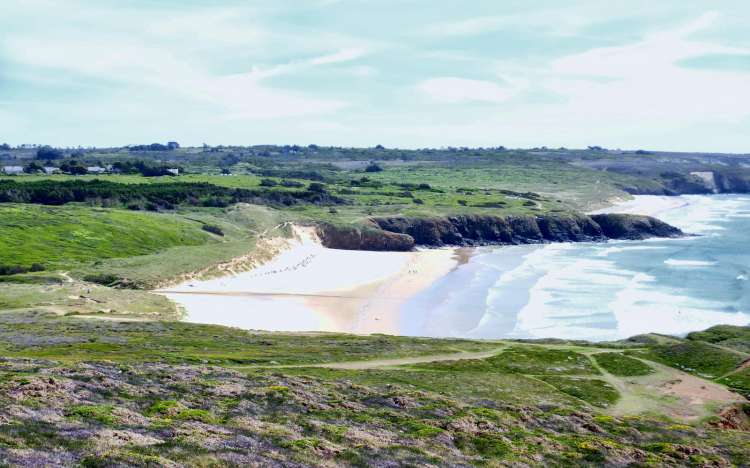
[0,180,345,210]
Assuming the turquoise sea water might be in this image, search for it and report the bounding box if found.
[402,195,750,341]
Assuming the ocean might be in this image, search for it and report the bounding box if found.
[401,194,750,341]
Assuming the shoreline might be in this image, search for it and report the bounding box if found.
[160,194,714,337]
[159,227,460,334]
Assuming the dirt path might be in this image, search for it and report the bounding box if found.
[232,347,507,371]
[231,343,745,421]
[600,357,745,420]
[311,347,507,370]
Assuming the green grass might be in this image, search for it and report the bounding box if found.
[0,283,179,318]
[539,376,620,408]
[0,312,500,365]
[593,352,655,376]
[0,312,747,466]
[278,367,585,407]
[717,368,750,398]
[631,342,744,379]
[74,205,291,288]
[413,346,599,375]
[0,204,210,270]
[0,201,292,292]
[65,404,115,425]
[688,325,750,354]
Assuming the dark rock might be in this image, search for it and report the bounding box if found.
[590,214,682,240]
[316,223,414,251]
[350,213,684,250]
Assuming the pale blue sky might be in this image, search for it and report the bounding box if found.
[1,0,749,151]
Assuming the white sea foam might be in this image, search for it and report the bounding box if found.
[610,276,749,339]
[474,194,750,341]
[664,259,718,267]
[659,195,747,234]
[595,245,666,257]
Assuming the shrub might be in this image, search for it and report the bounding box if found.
[36,146,64,160]
[66,404,115,425]
[201,224,224,236]
[23,162,45,174]
[0,179,346,209]
[308,182,326,193]
[0,264,27,276]
[260,178,278,187]
[365,162,383,172]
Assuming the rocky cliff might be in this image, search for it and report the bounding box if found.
[316,223,414,251]
[317,213,682,251]
[620,170,750,196]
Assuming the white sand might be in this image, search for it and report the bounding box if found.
[588,195,690,217]
[159,227,459,334]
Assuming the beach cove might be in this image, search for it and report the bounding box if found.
[161,195,750,340]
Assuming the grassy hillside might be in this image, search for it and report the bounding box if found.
[0,311,748,466]
[0,204,210,269]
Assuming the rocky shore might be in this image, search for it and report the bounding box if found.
[317,213,683,251]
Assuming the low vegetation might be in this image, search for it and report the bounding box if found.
[631,341,744,379]
[593,352,655,376]
[0,146,748,464]
[0,311,747,466]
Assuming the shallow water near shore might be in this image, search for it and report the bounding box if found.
[403,194,750,341]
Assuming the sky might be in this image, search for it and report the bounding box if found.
[1,0,749,152]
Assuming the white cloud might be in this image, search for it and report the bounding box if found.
[417,77,517,104]
[542,11,750,123]
[421,6,617,38]
[1,4,366,123]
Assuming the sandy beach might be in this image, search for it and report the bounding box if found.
[160,195,725,338]
[159,227,461,334]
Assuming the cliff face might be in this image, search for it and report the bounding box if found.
[317,213,683,251]
[620,171,750,196]
[316,223,414,251]
[589,214,683,240]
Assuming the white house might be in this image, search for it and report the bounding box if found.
[2,166,24,174]
[167,168,179,176]
[43,167,60,174]
[87,166,106,174]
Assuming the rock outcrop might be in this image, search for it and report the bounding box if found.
[317,213,683,251]
[316,223,414,251]
[589,214,682,240]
